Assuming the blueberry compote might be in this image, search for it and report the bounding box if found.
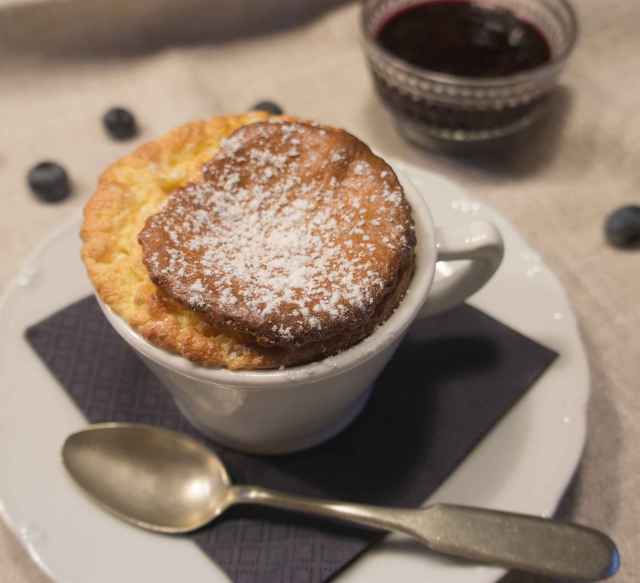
[377,1,551,77]
[372,1,553,137]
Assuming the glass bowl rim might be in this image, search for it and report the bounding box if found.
[360,0,579,89]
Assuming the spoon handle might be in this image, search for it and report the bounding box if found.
[230,486,619,580]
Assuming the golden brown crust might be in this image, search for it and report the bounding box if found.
[138,120,415,350]
[82,114,415,370]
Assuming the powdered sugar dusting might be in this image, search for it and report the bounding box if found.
[140,121,414,346]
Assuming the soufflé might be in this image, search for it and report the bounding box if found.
[82,113,416,369]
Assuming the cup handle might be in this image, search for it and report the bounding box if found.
[417,220,504,319]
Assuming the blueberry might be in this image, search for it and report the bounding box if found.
[27,161,71,203]
[103,107,138,140]
[251,100,284,115]
[605,205,640,249]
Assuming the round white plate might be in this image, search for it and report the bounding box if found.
[0,162,589,583]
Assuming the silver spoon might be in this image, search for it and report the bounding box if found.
[62,423,619,580]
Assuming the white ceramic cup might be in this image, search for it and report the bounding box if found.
[97,170,503,454]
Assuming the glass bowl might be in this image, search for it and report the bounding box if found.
[361,0,578,147]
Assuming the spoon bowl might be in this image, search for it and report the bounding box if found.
[63,423,231,532]
[62,423,620,580]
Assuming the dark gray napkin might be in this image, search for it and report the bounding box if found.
[26,296,556,583]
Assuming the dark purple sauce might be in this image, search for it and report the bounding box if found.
[368,1,556,140]
[376,0,551,78]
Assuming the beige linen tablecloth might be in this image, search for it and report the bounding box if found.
[0,1,637,581]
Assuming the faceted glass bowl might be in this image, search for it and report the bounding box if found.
[361,0,578,147]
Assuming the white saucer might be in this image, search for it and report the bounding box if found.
[0,162,589,583]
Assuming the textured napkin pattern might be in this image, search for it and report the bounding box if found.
[26,296,556,583]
